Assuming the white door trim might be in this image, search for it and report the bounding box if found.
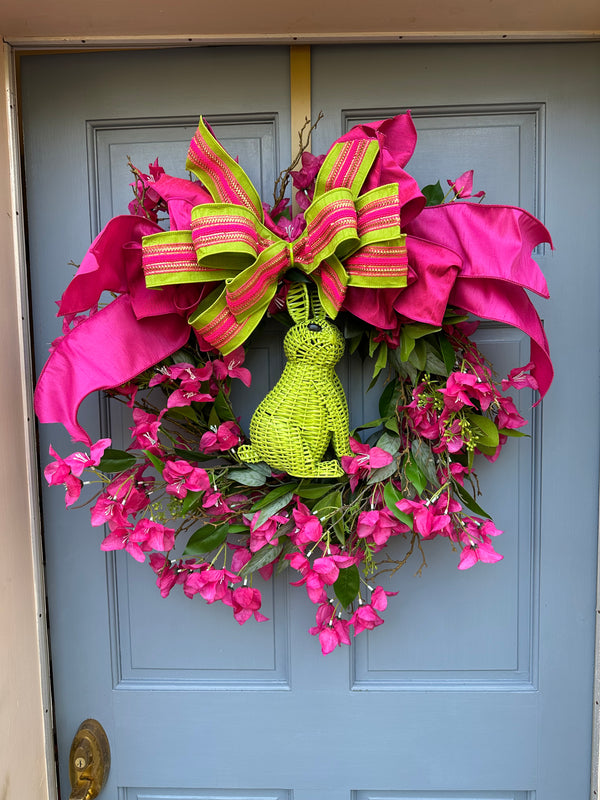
[7,38,600,800]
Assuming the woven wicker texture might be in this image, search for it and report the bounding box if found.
[238,286,351,477]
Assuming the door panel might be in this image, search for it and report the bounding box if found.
[21,43,600,799]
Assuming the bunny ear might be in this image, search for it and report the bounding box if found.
[309,287,325,319]
[286,283,310,324]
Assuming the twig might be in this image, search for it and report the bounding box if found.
[272,111,324,210]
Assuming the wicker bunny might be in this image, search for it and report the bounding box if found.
[238,286,351,478]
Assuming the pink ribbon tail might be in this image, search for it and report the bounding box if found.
[34,295,191,444]
[406,202,552,297]
[450,279,553,397]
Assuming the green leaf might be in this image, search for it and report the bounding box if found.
[404,454,427,495]
[183,523,229,555]
[239,541,284,577]
[312,490,342,517]
[312,489,345,543]
[466,413,499,448]
[173,447,217,462]
[383,482,413,528]
[97,448,137,473]
[295,483,335,500]
[252,492,294,529]
[498,428,528,438]
[399,329,415,362]
[348,334,363,355]
[250,484,297,511]
[376,432,401,456]
[334,564,360,608]
[181,489,204,514]
[371,341,388,382]
[474,442,498,456]
[378,378,399,418]
[367,459,398,485]
[453,482,492,519]
[142,449,165,474]
[423,341,450,377]
[213,390,236,422]
[384,417,399,434]
[421,180,444,206]
[353,417,385,432]
[408,339,427,370]
[229,468,267,487]
[403,323,441,340]
[410,440,439,486]
[438,333,456,375]
[275,538,297,574]
[167,405,200,423]
[368,334,379,358]
[248,462,273,477]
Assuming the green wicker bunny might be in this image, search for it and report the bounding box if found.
[238,285,351,478]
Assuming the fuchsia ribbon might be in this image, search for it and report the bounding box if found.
[34,112,553,444]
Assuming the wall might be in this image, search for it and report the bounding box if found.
[0,39,50,800]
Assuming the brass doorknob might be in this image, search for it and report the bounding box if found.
[68,719,110,800]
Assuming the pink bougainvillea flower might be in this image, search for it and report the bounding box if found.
[458,533,503,570]
[501,361,539,392]
[291,151,326,210]
[350,603,385,636]
[341,437,394,491]
[356,508,407,547]
[212,347,252,387]
[495,395,527,430]
[291,501,323,547]
[397,496,459,540]
[129,408,163,454]
[228,586,269,625]
[106,467,152,517]
[149,553,195,598]
[370,585,398,611]
[166,381,215,408]
[163,459,210,499]
[90,492,131,530]
[133,518,176,552]
[447,170,485,199]
[437,461,470,486]
[405,388,440,440]
[63,437,111,477]
[100,524,151,563]
[438,372,479,411]
[433,414,467,455]
[44,445,84,507]
[199,421,242,453]
[248,512,288,553]
[184,566,241,603]
[309,602,351,655]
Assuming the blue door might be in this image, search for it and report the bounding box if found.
[21,43,600,799]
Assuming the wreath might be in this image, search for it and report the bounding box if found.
[35,112,552,654]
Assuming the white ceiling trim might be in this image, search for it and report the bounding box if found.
[7,30,600,49]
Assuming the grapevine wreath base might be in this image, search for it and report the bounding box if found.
[35,112,552,654]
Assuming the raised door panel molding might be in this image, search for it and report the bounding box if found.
[107,330,291,689]
[352,793,534,800]
[351,326,540,690]
[88,114,279,232]
[343,104,545,224]
[121,791,292,800]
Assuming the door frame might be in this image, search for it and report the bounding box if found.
[3,36,600,800]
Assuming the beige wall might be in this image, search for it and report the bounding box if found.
[0,0,598,42]
[0,39,50,800]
